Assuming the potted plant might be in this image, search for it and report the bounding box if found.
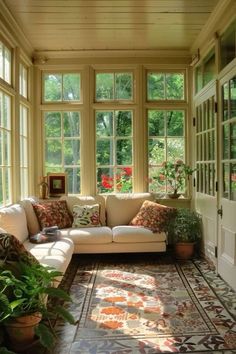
[168,208,202,259]
[157,160,195,198]
[0,260,75,352]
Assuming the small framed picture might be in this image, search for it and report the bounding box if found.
[47,173,68,197]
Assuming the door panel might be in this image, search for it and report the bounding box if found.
[195,84,217,266]
[218,72,236,290]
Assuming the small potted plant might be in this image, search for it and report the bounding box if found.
[157,160,195,198]
[168,208,202,259]
[0,260,75,352]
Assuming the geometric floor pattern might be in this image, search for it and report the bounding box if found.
[53,253,236,354]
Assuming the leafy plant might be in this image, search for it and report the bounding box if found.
[0,261,76,350]
[168,208,202,243]
[156,160,195,194]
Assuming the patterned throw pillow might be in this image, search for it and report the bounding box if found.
[33,200,72,230]
[129,200,176,233]
[72,204,101,228]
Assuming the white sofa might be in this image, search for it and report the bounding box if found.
[0,193,167,276]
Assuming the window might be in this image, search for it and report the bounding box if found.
[148,110,185,193]
[44,111,81,194]
[220,21,236,70]
[0,91,11,205]
[0,41,11,84]
[19,63,28,98]
[43,73,81,102]
[96,110,133,193]
[95,72,133,101]
[195,50,216,93]
[19,104,29,198]
[147,72,184,100]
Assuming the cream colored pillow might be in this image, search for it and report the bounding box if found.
[0,204,28,243]
[72,204,101,228]
[20,198,41,235]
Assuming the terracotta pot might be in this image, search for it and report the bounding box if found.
[174,242,195,260]
[168,193,181,199]
[5,312,42,350]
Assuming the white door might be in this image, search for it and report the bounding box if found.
[218,70,236,291]
[194,83,218,266]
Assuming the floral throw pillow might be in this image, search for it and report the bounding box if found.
[72,204,101,228]
[33,200,72,230]
[129,200,176,233]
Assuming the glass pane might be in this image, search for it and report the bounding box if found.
[63,73,80,101]
[44,74,62,102]
[166,73,184,100]
[204,164,209,194]
[4,131,11,165]
[116,139,132,165]
[203,52,215,86]
[209,131,215,161]
[0,169,2,206]
[116,167,133,192]
[147,73,164,100]
[3,94,10,129]
[167,110,184,136]
[210,96,215,128]
[222,124,229,159]
[115,73,132,100]
[148,138,165,165]
[65,167,80,194]
[96,139,113,165]
[97,167,114,193]
[220,25,236,69]
[148,110,165,137]
[96,111,113,137]
[195,66,202,93]
[223,163,229,198]
[230,77,236,118]
[196,163,200,192]
[0,131,2,165]
[0,43,3,80]
[199,164,203,193]
[115,111,132,136]
[149,166,166,193]
[64,112,80,137]
[64,139,80,165]
[96,73,113,100]
[45,140,62,166]
[5,167,11,203]
[45,112,61,137]
[209,163,215,196]
[4,46,11,84]
[230,122,236,159]
[230,163,236,201]
[167,138,184,162]
[223,82,229,121]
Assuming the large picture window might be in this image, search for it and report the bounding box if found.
[96,110,133,193]
[44,111,81,194]
[148,110,185,193]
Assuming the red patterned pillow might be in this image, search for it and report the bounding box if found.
[129,200,176,233]
[33,200,72,230]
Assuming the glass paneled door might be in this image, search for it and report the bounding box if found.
[218,73,236,291]
[195,83,217,265]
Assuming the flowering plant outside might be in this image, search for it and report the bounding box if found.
[156,160,195,194]
[98,167,132,193]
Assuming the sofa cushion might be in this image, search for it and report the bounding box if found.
[106,193,154,228]
[130,200,176,233]
[20,198,41,235]
[33,200,72,230]
[61,195,106,226]
[24,237,74,275]
[0,204,28,243]
[112,226,166,243]
[59,226,112,244]
[72,204,101,228]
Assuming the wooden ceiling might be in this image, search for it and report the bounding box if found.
[4,0,220,54]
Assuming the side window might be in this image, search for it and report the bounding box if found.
[19,63,28,98]
[0,41,11,85]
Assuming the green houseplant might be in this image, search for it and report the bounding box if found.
[158,160,195,198]
[168,208,202,259]
[0,260,76,352]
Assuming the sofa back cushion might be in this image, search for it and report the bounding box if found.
[106,193,154,228]
[20,198,41,235]
[60,195,106,226]
[0,204,28,243]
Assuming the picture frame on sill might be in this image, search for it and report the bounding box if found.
[47,173,68,197]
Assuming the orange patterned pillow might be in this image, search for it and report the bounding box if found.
[129,200,176,233]
[33,200,72,230]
